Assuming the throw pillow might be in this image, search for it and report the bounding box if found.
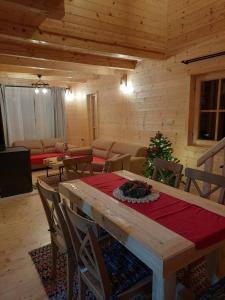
[55,142,66,153]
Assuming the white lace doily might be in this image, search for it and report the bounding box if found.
[112,188,160,203]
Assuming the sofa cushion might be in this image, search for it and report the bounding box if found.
[55,142,65,153]
[31,153,63,165]
[92,139,114,159]
[91,156,106,172]
[12,139,43,155]
[130,157,146,175]
[109,142,147,158]
[41,138,62,153]
[67,146,92,156]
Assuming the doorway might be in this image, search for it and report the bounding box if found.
[87,93,99,143]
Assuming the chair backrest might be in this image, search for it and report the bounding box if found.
[152,158,183,188]
[184,168,225,204]
[37,180,72,251]
[60,199,98,258]
[63,156,93,179]
[60,200,112,298]
[103,154,131,173]
[63,157,78,179]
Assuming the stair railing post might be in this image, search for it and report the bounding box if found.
[202,157,213,196]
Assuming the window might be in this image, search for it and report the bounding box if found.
[190,72,225,145]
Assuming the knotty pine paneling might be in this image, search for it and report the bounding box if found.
[167,0,225,56]
[65,94,89,147]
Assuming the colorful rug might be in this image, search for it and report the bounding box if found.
[29,244,149,300]
[29,244,94,300]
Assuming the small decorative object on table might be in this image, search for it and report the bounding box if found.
[113,180,159,203]
[57,156,63,162]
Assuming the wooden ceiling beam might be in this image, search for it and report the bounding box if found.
[0,64,100,81]
[1,0,65,20]
[0,72,86,84]
[0,20,164,60]
[0,78,70,88]
[0,55,120,75]
[0,38,136,69]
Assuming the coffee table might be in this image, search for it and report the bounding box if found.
[43,157,65,181]
[43,155,94,182]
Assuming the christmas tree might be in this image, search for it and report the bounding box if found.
[145,131,179,182]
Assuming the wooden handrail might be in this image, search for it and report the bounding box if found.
[197,137,225,167]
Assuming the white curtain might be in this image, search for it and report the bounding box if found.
[52,88,66,139]
[3,86,66,145]
[0,85,9,145]
[34,91,55,139]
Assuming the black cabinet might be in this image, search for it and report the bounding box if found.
[0,147,32,197]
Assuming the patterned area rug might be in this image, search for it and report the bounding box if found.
[29,244,95,300]
[29,244,149,300]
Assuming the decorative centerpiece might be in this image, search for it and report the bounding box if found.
[57,156,63,162]
[113,180,160,203]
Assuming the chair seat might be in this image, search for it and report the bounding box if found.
[102,241,152,297]
[195,277,225,299]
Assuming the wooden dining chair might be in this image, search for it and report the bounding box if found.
[184,168,225,204]
[63,156,93,180]
[103,154,131,173]
[152,158,183,188]
[37,180,76,300]
[60,199,152,300]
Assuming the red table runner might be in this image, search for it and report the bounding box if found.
[82,173,225,249]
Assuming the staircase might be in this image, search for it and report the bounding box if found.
[197,137,225,203]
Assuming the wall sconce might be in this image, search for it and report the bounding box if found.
[120,74,134,94]
[65,87,74,102]
[75,91,86,101]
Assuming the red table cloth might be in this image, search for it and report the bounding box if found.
[82,173,225,249]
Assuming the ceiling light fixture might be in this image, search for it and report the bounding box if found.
[32,74,49,95]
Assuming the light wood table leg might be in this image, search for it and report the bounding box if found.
[152,271,176,300]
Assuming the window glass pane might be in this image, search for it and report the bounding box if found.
[217,112,225,140]
[200,80,218,110]
[198,112,216,140]
[220,79,225,109]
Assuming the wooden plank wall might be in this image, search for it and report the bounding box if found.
[65,89,89,147]
[65,0,225,173]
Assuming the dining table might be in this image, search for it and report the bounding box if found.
[59,170,225,300]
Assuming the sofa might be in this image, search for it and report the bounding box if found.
[12,138,68,170]
[68,139,147,175]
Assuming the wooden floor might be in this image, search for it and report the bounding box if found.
[0,170,49,300]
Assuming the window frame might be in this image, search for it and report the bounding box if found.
[190,71,225,146]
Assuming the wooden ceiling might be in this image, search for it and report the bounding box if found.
[0,0,224,86]
[0,0,167,86]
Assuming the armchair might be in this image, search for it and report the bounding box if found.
[103,154,131,173]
